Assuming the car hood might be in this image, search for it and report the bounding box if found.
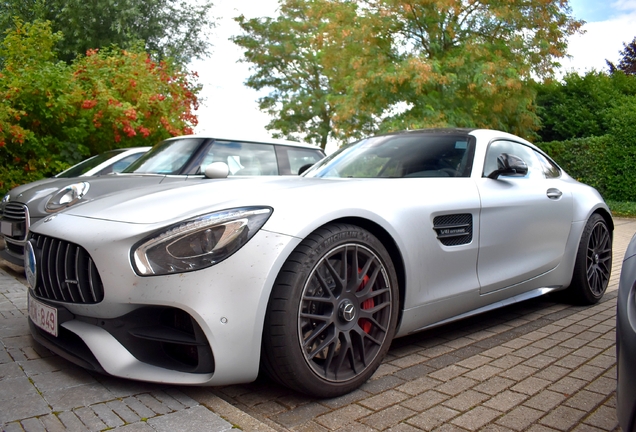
[61,176,333,225]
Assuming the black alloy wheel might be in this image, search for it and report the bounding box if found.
[262,223,399,397]
[568,213,612,305]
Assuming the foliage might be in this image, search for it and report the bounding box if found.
[535,71,636,142]
[0,0,215,65]
[607,36,636,75]
[235,0,582,146]
[538,96,636,203]
[234,1,335,149]
[0,20,201,194]
[606,201,636,218]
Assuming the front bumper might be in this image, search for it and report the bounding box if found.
[28,213,300,386]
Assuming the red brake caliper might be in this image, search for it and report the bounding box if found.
[357,271,374,333]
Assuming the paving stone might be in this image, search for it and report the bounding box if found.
[473,376,516,396]
[533,365,571,381]
[400,390,449,412]
[107,399,142,424]
[522,389,567,412]
[510,376,551,396]
[74,406,108,431]
[464,365,503,382]
[584,377,616,395]
[436,376,478,396]
[322,389,371,409]
[91,403,125,428]
[0,393,51,424]
[390,354,428,368]
[395,376,441,396]
[360,375,406,395]
[315,404,373,430]
[56,410,89,431]
[359,390,409,411]
[31,368,96,393]
[135,393,174,415]
[44,382,115,411]
[483,390,528,412]
[441,389,490,411]
[406,405,460,431]
[583,405,618,430]
[427,365,469,382]
[122,396,157,419]
[490,355,525,369]
[539,406,587,431]
[359,405,417,430]
[272,402,331,428]
[495,405,544,431]
[548,376,588,395]
[38,413,67,432]
[147,405,231,432]
[394,363,435,381]
[451,406,501,431]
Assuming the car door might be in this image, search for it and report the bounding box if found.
[476,140,573,294]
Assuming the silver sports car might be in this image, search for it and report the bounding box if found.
[24,128,613,398]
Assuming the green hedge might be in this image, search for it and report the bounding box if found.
[538,133,636,202]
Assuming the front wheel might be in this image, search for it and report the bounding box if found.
[261,223,399,397]
[567,214,612,305]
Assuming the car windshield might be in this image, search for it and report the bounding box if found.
[304,133,475,178]
[123,138,205,175]
[56,149,127,178]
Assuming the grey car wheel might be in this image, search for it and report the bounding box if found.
[262,223,399,397]
[567,214,612,305]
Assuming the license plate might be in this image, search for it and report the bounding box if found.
[29,295,58,337]
[1,220,13,236]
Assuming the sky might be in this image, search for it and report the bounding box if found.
[190,0,636,141]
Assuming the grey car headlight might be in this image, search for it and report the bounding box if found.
[132,206,273,276]
[1,193,9,204]
[45,182,90,212]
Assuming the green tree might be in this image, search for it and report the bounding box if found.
[535,71,636,142]
[0,20,201,193]
[0,0,214,65]
[607,37,636,75]
[235,0,582,145]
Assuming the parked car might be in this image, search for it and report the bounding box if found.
[617,232,636,432]
[0,136,324,266]
[55,147,151,178]
[23,128,612,398]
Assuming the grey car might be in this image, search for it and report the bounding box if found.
[23,128,612,397]
[0,136,325,266]
[617,232,636,432]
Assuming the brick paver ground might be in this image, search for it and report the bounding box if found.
[1,218,635,431]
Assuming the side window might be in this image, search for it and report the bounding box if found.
[483,141,541,178]
[96,152,146,175]
[203,141,279,175]
[286,148,324,174]
[535,151,561,178]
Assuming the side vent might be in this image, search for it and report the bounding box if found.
[433,214,473,246]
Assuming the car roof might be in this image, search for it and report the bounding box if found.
[165,135,323,151]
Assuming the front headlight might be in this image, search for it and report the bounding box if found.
[132,206,272,276]
[45,182,90,212]
[1,193,9,204]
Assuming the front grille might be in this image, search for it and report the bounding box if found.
[433,214,473,246]
[2,202,27,222]
[30,233,104,304]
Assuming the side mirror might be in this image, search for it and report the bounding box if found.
[203,162,230,179]
[487,153,528,179]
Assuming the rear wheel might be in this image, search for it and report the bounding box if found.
[262,223,399,397]
[567,214,612,305]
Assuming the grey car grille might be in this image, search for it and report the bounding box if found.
[2,202,27,222]
[433,214,473,246]
[30,233,104,304]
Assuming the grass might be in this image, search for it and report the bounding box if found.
[607,201,636,218]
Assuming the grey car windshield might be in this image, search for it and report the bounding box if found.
[56,149,127,178]
[304,134,475,178]
[123,138,204,175]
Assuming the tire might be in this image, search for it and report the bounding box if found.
[567,214,612,305]
[261,223,399,398]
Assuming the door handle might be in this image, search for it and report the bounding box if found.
[547,188,562,199]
